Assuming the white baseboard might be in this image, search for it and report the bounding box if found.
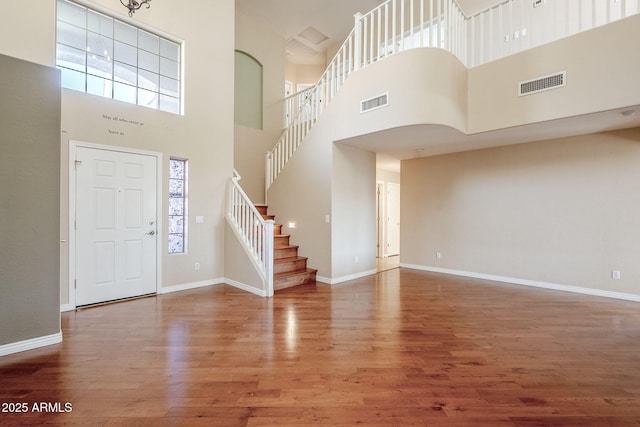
[158,278,224,295]
[60,304,74,313]
[225,279,268,297]
[401,263,640,303]
[0,332,63,357]
[317,269,378,285]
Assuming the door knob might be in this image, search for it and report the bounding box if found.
[147,230,156,235]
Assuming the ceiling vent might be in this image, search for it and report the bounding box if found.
[285,38,319,58]
[361,93,389,113]
[297,26,329,46]
[519,71,566,96]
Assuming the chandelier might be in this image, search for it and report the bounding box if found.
[120,0,151,17]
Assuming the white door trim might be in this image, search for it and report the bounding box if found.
[68,141,163,309]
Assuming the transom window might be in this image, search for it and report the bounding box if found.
[56,0,182,114]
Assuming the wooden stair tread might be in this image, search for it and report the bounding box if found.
[274,256,307,264]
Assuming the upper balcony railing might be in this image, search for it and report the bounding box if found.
[270,0,640,196]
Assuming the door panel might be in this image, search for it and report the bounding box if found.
[75,147,157,306]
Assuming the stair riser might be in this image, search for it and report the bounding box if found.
[274,259,308,275]
[275,247,298,259]
[274,235,290,248]
[274,271,317,291]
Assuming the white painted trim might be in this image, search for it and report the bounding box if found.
[225,279,268,297]
[68,141,163,310]
[60,304,74,313]
[0,332,63,357]
[158,279,224,295]
[401,263,640,303]
[317,269,378,285]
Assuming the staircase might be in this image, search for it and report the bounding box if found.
[255,204,317,290]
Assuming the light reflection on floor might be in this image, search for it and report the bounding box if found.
[376,255,399,272]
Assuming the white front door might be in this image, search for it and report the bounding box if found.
[75,146,158,306]
[386,182,401,256]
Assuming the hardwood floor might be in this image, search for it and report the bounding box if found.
[377,255,400,272]
[2,268,640,426]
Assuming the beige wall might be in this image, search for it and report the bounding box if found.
[376,168,400,184]
[332,144,377,278]
[1,0,236,308]
[469,14,640,133]
[224,220,266,294]
[235,10,286,203]
[284,62,326,90]
[401,128,640,297]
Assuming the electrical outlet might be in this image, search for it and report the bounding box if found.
[436,251,442,260]
[195,262,200,271]
[612,270,621,280]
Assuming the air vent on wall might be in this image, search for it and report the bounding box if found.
[518,71,566,96]
[361,93,389,113]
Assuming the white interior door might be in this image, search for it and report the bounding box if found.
[75,147,157,306]
[386,182,401,256]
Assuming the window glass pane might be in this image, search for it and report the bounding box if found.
[168,216,184,234]
[57,21,87,50]
[160,39,180,61]
[87,75,113,97]
[169,159,185,179]
[60,68,86,91]
[168,235,184,254]
[57,0,87,28]
[160,96,180,114]
[114,81,136,103]
[160,57,179,79]
[169,197,184,216]
[57,44,86,72]
[114,41,137,66]
[139,30,159,54]
[88,32,113,59]
[88,10,113,37]
[138,69,159,91]
[114,62,137,85]
[139,50,159,73]
[138,88,159,109]
[160,76,179,97]
[87,54,113,77]
[114,21,137,46]
[169,179,184,197]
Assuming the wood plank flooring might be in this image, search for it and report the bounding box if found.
[2,268,640,426]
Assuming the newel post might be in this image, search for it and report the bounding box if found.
[264,151,272,204]
[264,219,275,297]
[353,12,363,71]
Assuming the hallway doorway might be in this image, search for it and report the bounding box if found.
[376,154,401,272]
